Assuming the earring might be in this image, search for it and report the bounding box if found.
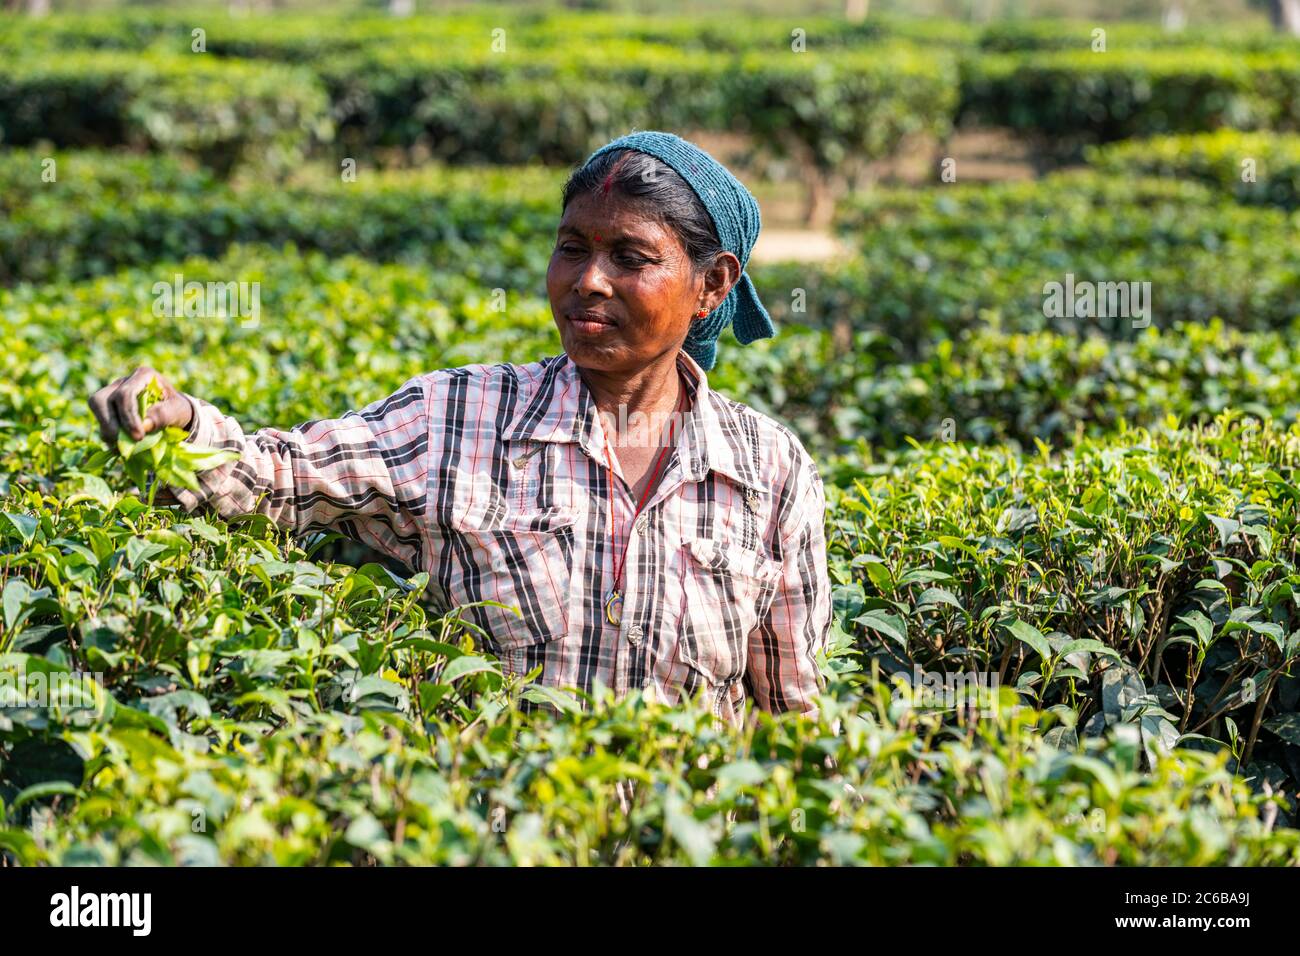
[695,308,708,318]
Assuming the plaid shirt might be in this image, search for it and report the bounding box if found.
[171,349,831,724]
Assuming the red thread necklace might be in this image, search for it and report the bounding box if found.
[600,370,687,627]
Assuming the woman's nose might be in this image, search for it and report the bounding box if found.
[573,252,615,297]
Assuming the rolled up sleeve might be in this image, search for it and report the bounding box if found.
[163,376,431,572]
[747,452,831,719]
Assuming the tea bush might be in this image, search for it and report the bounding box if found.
[7,9,1298,177]
[831,170,1300,344]
[1088,130,1300,210]
[0,25,958,184]
[313,42,956,175]
[0,9,979,59]
[0,249,556,472]
[824,414,1300,797]
[775,320,1300,453]
[11,154,1300,354]
[0,457,1294,864]
[6,659,1296,865]
[977,19,1298,53]
[2,247,1299,861]
[0,52,332,178]
[960,49,1300,153]
[0,150,563,285]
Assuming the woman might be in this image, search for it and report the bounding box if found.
[88,131,831,725]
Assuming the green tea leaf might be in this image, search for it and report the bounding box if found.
[1008,619,1051,662]
[853,609,907,647]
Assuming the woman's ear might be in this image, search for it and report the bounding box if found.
[705,252,742,312]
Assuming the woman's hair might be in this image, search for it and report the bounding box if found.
[560,148,723,278]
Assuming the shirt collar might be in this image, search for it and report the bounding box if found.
[502,350,752,488]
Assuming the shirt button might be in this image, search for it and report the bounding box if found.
[627,624,644,646]
[634,514,649,536]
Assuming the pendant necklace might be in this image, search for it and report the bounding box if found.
[601,371,687,627]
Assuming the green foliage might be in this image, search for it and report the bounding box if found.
[2,254,1299,863]
[13,153,1300,375]
[0,247,559,469]
[313,41,956,177]
[0,480,1292,866]
[0,150,563,285]
[734,46,957,179]
[825,413,1300,790]
[0,9,980,60]
[732,318,1300,454]
[7,241,1300,475]
[977,19,1298,53]
[6,9,1297,175]
[1089,129,1300,209]
[0,52,332,177]
[6,282,1288,861]
[960,49,1300,154]
[831,170,1300,344]
[0,15,959,186]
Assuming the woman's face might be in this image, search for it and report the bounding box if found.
[547,191,734,375]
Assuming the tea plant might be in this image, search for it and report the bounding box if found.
[824,414,1300,790]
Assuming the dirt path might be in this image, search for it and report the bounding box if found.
[750,228,847,264]
[692,127,1038,264]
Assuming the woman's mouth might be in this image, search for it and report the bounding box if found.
[567,311,617,335]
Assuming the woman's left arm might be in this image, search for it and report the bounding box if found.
[747,454,832,719]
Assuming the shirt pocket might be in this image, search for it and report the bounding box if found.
[448,506,580,653]
[676,537,783,695]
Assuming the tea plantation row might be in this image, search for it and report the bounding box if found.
[6,142,1300,346]
[3,10,1299,176]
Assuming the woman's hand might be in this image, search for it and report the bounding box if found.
[88,366,193,444]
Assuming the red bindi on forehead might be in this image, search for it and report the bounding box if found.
[600,152,632,198]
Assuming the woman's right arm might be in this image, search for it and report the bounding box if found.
[88,366,432,572]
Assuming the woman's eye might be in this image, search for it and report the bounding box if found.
[617,254,648,267]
